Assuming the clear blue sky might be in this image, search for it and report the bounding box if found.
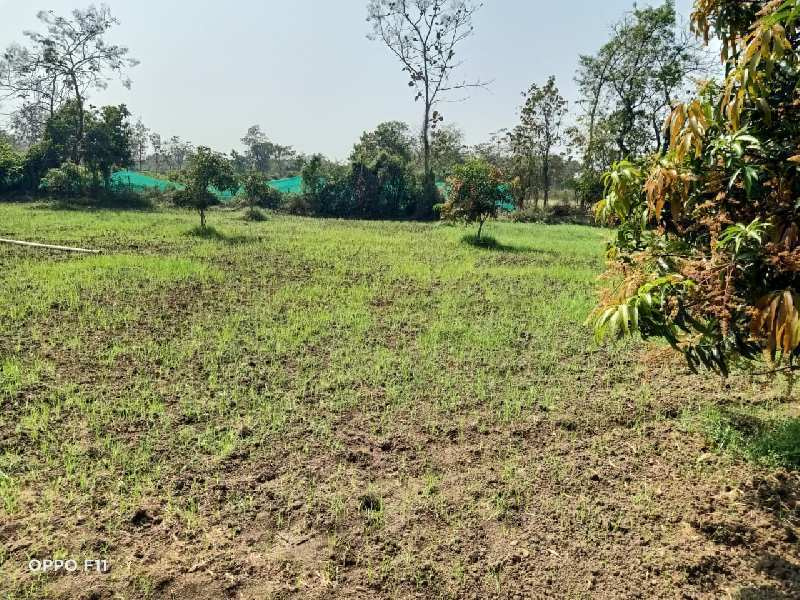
[0,0,696,159]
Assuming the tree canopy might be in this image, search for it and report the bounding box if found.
[592,0,800,375]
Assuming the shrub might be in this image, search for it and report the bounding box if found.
[20,141,59,192]
[0,139,23,193]
[300,152,423,220]
[39,162,91,197]
[511,204,592,225]
[574,171,605,208]
[242,206,268,221]
[174,146,237,228]
[281,193,311,215]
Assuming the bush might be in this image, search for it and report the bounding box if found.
[20,141,59,192]
[574,171,604,208]
[0,139,23,193]
[175,146,237,228]
[39,162,91,197]
[300,152,422,220]
[240,171,285,209]
[242,206,268,221]
[281,193,311,215]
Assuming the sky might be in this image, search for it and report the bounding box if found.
[0,0,697,159]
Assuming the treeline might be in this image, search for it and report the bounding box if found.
[0,100,133,197]
[1,1,710,226]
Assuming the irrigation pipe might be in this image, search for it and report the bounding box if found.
[0,237,100,254]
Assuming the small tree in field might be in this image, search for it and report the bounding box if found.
[440,159,504,242]
[175,146,236,228]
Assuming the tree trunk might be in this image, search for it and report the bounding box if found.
[477,218,484,241]
[417,97,434,220]
[200,208,206,228]
[69,71,85,164]
[542,151,551,208]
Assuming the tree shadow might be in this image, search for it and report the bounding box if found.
[459,233,559,256]
[30,194,157,212]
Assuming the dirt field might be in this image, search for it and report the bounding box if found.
[1,203,799,599]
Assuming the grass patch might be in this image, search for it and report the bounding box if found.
[703,406,800,469]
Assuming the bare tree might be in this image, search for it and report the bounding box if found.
[166,136,192,170]
[148,132,163,171]
[367,0,486,217]
[131,118,149,170]
[1,5,138,159]
[1,44,69,143]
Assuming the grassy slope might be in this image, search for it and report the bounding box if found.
[0,203,798,599]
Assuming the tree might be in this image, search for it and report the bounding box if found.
[83,104,133,185]
[509,76,567,207]
[591,0,800,375]
[174,146,237,228]
[0,138,23,192]
[32,100,132,189]
[240,170,282,209]
[351,121,416,164]
[239,125,295,177]
[229,149,250,176]
[166,136,192,170]
[1,5,138,161]
[148,132,163,171]
[440,159,505,241]
[1,44,68,144]
[367,0,486,218]
[575,1,710,163]
[351,153,418,219]
[241,125,274,173]
[131,118,149,171]
[430,124,466,178]
[272,143,296,178]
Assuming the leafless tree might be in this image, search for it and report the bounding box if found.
[131,118,149,170]
[0,4,138,159]
[367,0,487,216]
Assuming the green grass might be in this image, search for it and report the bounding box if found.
[0,201,796,599]
[700,404,800,469]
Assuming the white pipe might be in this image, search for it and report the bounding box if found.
[0,237,100,254]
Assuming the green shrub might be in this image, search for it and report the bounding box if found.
[242,206,268,221]
[281,193,311,215]
[240,171,285,209]
[39,162,91,197]
[440,159,505,241]
[0,139,23,193]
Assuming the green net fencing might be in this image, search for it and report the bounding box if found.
[111,170,185,192]
[268,175,302,195]
[110,171,514,210]
[110,170,303,200]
